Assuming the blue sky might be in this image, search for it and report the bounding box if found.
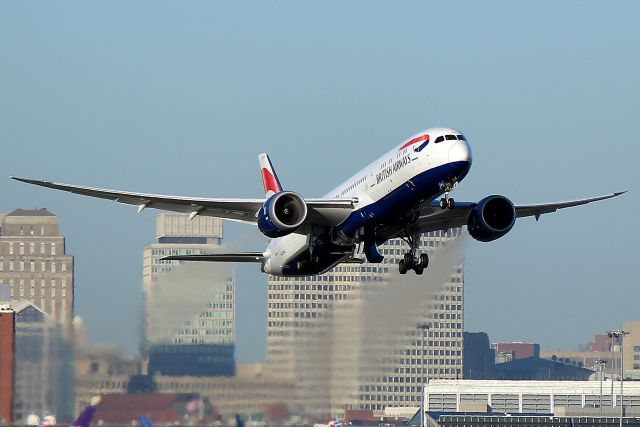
[1,1,638,360]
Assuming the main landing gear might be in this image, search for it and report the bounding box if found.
[398,233,429,275]
[399,252,429,275]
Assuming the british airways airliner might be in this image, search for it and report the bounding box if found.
[12,128,624,276]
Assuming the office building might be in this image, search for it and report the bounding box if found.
[143,213,235,376]
[0,209,74,336]
[11,300,73,422]
[463,332,495,379]
[423,379,640,417]
[623,320,640,376]
[0,300,15,423]
[266,229,465,417]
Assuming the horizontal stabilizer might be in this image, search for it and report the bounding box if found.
[162,253,264,263]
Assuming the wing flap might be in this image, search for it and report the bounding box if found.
[377,191,625,241]
[162,253,265,263]
[12,177,265,223]
[515,191,626,219]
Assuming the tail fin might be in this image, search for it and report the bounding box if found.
[139,415,154,427]
[235,414,245,427]
[70,401,98,427]
[258,153,283,197]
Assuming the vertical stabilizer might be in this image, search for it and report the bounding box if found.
[139,416,154,427]
[70,402,98,427]
[258,153,283,197]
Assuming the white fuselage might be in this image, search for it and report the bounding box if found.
[262,127,472,275]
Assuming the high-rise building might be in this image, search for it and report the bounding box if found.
[143,213,235,376]
[0,299,15,423]
[266,229,465,417]
[0,209,74,335]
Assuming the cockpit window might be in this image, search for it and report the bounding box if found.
[457,134,467,141]
[445,134,457,140]
[434,136,444,143]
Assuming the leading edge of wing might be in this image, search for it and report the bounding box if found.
[11,176,266,222]
[162,253,265,263]
[515,190,627,219]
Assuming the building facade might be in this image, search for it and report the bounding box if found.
[266,229,465,417]
[0,301,15,423]
[0,209,74,336]
[11,300,74,422]
[143,214,235,376]
[424,379,640,417]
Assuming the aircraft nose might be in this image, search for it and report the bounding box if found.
[448,141,472,164]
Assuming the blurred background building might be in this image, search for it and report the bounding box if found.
[266,229,465,417]
[0,299,15,424]
[0,209,74,337]
[143,213,235,377]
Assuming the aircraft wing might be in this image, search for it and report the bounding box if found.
[378,191,626,240]
[162,253,265,262]
[11,177,355,224]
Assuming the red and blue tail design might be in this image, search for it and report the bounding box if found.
[258,153,283,197]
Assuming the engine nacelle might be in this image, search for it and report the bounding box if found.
[257,191,308,238]
[467,195,516,242]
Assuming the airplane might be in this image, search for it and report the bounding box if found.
[12,127,624,276]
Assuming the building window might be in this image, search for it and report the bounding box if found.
[62,263,66,273]
[8,242,13,255]
[29,242,34,255]
[40,242,45,255]
[51,242,56,255]
[19,242,24,255]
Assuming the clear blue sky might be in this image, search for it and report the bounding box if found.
[1,1,638,360]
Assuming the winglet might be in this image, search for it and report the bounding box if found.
[258,153,283,197]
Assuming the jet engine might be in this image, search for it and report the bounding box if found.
[467,195,516,242]
[257,191,308,238]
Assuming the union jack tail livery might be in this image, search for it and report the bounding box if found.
[258,153,283,197]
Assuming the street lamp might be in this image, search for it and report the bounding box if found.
[417,323,431,427]
[594,359,607,417]
[607,330,629,427]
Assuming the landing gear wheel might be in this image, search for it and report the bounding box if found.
[419,253,429,269]
[439,198,447,209]
[403,253,414,267]
[447,198,455,209]
[399,259,408,275]
[414,264,424,275]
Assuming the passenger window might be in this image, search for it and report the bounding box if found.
[457,134,466,141]
[445,135,457,140]
[434,136,444,143]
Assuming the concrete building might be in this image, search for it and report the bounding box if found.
[424,379,640,417]
[0,301,15,423]
[73,345,142,416]
[266,229,465,417]
[143,214,235,376]
[540,350,619,376]
[493,342,540,361]
[0,209,74,336]
[623,320,640,375]
[11,300,74,423]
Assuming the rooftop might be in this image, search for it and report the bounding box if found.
[6,208,55,217]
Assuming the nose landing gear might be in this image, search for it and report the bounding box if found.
[438,180,457,209]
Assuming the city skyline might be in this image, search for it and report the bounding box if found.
[1,1,638,359]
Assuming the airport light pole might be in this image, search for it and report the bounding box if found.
[595,359,607,417]
[607,330,629,427]
[418,323,431,427]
